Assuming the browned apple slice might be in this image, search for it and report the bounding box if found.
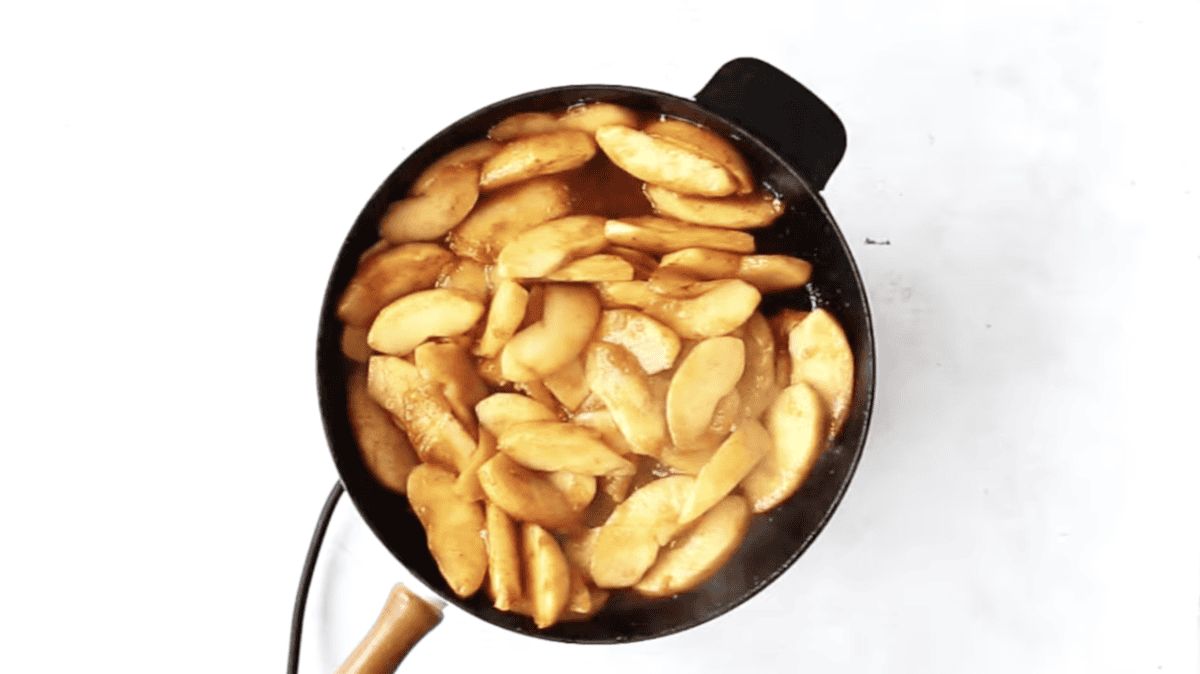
[644,278,762,340]
[604,216,756,255]
[449,177,573,263]
[497,420,635,475]
[737,255,813,292]
[788,308,854,437]
[473,279,529,358]
[480,130,597,191]
[495,215,607,280]
[589,475,695,588]
[379,164,481,243]
[594,125,737,197]
[665,336,745,449]
[678,421,771,525]
[367,288,485,356]
[644,184,783,229]
[477,453,578,529]
[489,112,562,142]
[557,102,639,133]
[485,502,522,611]
[596,308,682,375]
[501,284,600,381]
[407,463,487,598]
[336,243,454,327]
[474,392,558,437]
[642,118,755,195]
[633,494,751,598]
[740,382,827,512]
[347,367,419,494]
[452,430,497,503]
[544,254,634,282]
[584,342,668,458]
[522,523,571,629]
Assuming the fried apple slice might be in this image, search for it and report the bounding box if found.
[596,309,681,375]
[740,383,827,512]
[678,421,770,525]
[644,278,761,340]
[595,280,657,309]
[547,470,597,519]
[606,245,659,280]
[571,409,637,458]
[657,247,742,280]
[495,215,607,280]
[367,288,485,356]
[341,325,372,363]
[337,243,454,327]
[489,112,561,142]
[477,453,577,529]
[788,308,854,437]
[522,523,571,629]
[485,502,522,611]
[735,312,779,422]
[642,118,755,195]
[452,430,497,503]
[410,140,501,194]
[584,342,668,458]
[474,392,558,437]
[594,125,737,197]
[558,102,639,133]
[644,184,783,229]
[449,177,573,263]
[414,341,489,433]
[480,130,597,191]
[435,256,490,299]
[501,284,600,381]
[665,336,745,449]
[474,279,529,358]
[497,421,635,476]
[738,255,813,292]
[544,254,634,282]
[407,464,487,598]
[347,367,419,494]
[603,216,756,255]
[542,358,590,411]
[589,475,695,588]
[380,164,480,243]
[633,494,751,598]
[367,356,475,472]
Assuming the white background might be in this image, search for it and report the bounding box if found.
[2,1,1198,672]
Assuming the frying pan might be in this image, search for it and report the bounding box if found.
[312,57,875,651]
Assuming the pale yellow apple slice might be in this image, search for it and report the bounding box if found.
[449,176,573,263]
[737,255,813,292]
[485,501,522,611]
[347,367,418,494]
[603,216,756,255]
[644,184,783,230]
[666,336,745,449]
[474,392,558,438]
[521,523,571,629]
[642,118,755,195]
[477,453,577,529]
[596,308,682,375]
[473,279,530,358]
[367,288,485,356]
[584,342,668,458]
[497,420,634,476]
[379,164,480,243]
[645,278,762,340]
[495,215,607,280]
[501,283,600,381]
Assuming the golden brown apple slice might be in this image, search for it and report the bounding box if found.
[788,308,854,437]
[678,421,771,525]
[495,215,607,280]
[557,102,640,133]
[489,112,562,142]
[546,470,597,520]
[594,125,737,197]
[473,279,530,358]
[740,382,827,512]
[341,324,372,363]
[657,247,742,280]
[366,356,475,473]
[666,336,745,449]
[480,130,597,191]
[367,288,485,356]
[596,308,682,375]
[449,177,573,263]
[497,420,635,475]
[379,164,480,243]
[410,140,501,194]
[737,255,813,292]
[642,118,755,195]
[644,184,783,230]
[644,278,762,340]
[735,312,779,422]
[543,254,634,282]
[589,475,695,588]
[413,340,489,433]
[474,392,558,437]
[406,463,487,598]
[595,280,657,310]
[347,367,419,494]
[485,502,522,611]
[603,216,756,255]
[542,358,590,412]
[521,523,571,629]
[452,430,497,503]
[336,243,454,327]
[477,453,577,529]
[633,494,751,598]
[435,256,490,299]
[584,342,668,458]
[501,284,600,381]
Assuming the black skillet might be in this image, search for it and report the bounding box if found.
[312,57,875,646]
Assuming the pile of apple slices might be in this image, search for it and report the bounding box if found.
[338,102,854,629]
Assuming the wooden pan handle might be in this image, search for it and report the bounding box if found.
[335,584,443,674]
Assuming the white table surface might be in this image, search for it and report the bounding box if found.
[2,1,1198,672]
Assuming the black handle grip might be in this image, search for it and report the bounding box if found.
[695,58,846,191]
